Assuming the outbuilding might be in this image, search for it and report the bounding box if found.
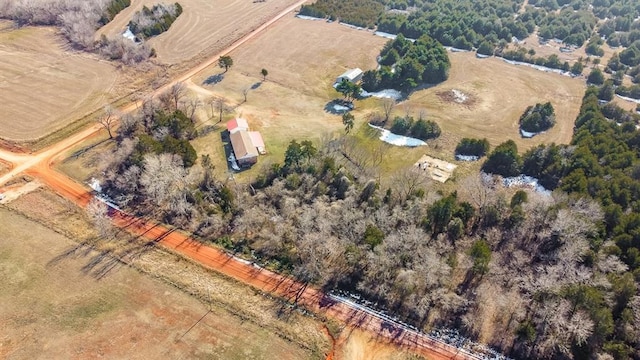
[226,117,249,134]
[229,130,258,166]
[335,68,363,84]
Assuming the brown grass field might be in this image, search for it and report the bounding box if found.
[1,183,427,360]
[1,189,332,359]
[96,0,303,65]
[0,21,119,142]
[403,52,586,152]
[184,16,584,181]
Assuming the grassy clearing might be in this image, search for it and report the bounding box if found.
[0,21,118,142]
[2,189,330,359]
[186,17,583,185]
[96,0,302,66]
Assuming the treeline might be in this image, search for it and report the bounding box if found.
[498,46,578,73]
[298,0,383,28]
[96,84,639,359]
[99,0,131,25]
[362,34,450,92]
[524,7,596,46]
[129,3,183,39]
[378,0,528,49]
[0,0,152,64]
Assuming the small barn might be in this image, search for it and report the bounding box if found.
[227,117,249,134]
[230,130,258,166]
[335,68,363,84]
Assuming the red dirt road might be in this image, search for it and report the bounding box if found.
[25,162,467,360]
[0,2,475,359]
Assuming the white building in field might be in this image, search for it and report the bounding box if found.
[335,68,363,84]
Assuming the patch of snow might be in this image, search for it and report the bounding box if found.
[500,58,573,77]
[368,124,427,147]
[339,22,365,31]
[295,14,324,21]
[374,31,397,40]
[452,89,467,103]
[360,88,403,100]
[444,46,470,52]
[520,129,542,138]
[332,104,351,112]
[476,53,490,58]
[89,178,102,193]
[122,26,136,42]
[228,154,241,171]
[455,154,479,161]
[616,94,640,104]
[503,175,551,195]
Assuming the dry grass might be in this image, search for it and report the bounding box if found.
[338,327,427,360]
[188,15,387,180]
[183,17,585,184]
[0,21,119,142]
[96,0,303,65]
[2,188,330,359]
[512,32,620,73]
[402,52,586,152]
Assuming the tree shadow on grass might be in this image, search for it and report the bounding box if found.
[324,99,353,115]
[203,73,225,85]
[250,82,262,90]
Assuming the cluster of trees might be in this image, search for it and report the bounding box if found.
[519,102,556,133]
[99,0,130,25]
[455,138,490,157]
[378,0,529,49]
[533,7,596,46]
[498,46,581,73]
[389,115,441,141]
[586,35,605,57]
[298,0,383,28]
[95,82,640,359]
[362,34,450,92]
[0,0,152,64]
[128,3,183,39]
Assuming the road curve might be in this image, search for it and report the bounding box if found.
[0,2,476,359]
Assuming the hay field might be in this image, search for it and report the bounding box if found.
[97,0,302,65]
[0,21,118,142]
[1,190,328,359]
[403,52,586,152]
[189,16,387,177]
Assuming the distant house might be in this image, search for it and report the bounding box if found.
[230,130,258,166]
[226,117,249,134]
[335,68,363,84]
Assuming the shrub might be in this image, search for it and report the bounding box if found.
[519,102,556,133]
[455,138,490,157]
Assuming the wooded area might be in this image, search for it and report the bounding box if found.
[97,81,640,359]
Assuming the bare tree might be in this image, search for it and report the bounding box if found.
[391,166,430,201]
[381,98,395,122]
[97,105,117,139]
[241,87,250,103]
[167,82,186,110]
[86,198,115,239]
[208,97,231,123]
[181,97,202,122]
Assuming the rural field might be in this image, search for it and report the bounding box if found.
[404,52,586,152]
[0,21,119,142]
[185,16,584,180]
[1,189,331,359]
[188,15,388,176]
[97,0,303,65]
[1,182,428,360]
